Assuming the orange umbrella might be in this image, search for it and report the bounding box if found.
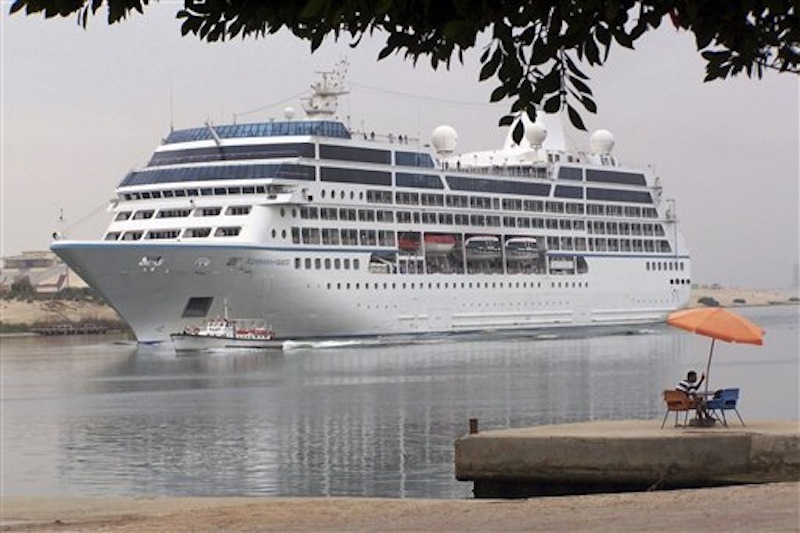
[667,307,764,393]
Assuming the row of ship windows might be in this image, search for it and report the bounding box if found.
[647,261,686,272]
[669,279,691,285]
[292,207,666,236]
[118,185,658,220]
[321,280,589,290]
[289,228,672,253]
[360,190,659,218]
[104,227,242,241]
[114,205,251,221]
[299,202,657,220]
[122,185,267,201]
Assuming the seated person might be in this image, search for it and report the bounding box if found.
[677,370,707,419]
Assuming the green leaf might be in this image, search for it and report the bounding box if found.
[543,94,561,113]
[479,46,501,81]
[490,85,507,102]
[567,104,586,130]
[498,115,515,127]
[512,120,525,144]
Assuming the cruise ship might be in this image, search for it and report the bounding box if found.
[52,65,691,343]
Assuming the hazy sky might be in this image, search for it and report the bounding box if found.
[2,4,798,289]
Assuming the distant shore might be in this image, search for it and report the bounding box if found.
[0,287,796,333]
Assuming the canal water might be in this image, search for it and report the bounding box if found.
[1,305,796,498]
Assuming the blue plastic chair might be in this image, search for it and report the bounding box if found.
[706,388,745,427]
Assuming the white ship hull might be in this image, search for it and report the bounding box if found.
[50,66,692,344]
[54,241,690,343]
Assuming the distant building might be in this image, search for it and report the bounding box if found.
[0,251,86,294]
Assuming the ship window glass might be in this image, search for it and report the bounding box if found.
[300,207,319,219]
[334,258,341,269]
[181,297,213,318]
[305,258,311,269]
[320,144,390,164]
[121,164,315,187]
[322,228,340,245]
[586,188,652,203]
[165,121,350,144]
[523,200,544,212]
[200,188,213,196]
[344,258,350,269]
[396,173,444,189]
[395,151,435,168]
[197,207,222,216]
[546,201,565,213]
[395,192,419,205]
[226,205,251,216]
[367,189,393,203]
[148,143,315,167]
[378,230,395,246]
[447,175,551,197]
[104,232,120,241]
[122,231,143,241]
[354,259,360,270]
[302,228,320,244]
[157,208,192,218]
[341,229,358,245]
[358,209,376,222]
[185,227,211,238]
[376,210,394,222]
[559,166,584,181]
[186,189,199,196]
[175,189,186,197]
[320,167,391,186]
[315,258,321,269]
[215,227,241,237]
[420,193,445,206]
[339,208,357,221]
[114,211,132,221]
[586,169,647,186]
[320,207,338,220]
[133,210,154,220]
[446,195,469,208]
[554,185,584,199]
[146,230,180,239]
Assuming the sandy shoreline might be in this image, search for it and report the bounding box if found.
[1,288,797,330]
[2,483,799,532]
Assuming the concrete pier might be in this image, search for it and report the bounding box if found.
[455,419,800,498]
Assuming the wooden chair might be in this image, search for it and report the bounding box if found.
[661,389,696,428]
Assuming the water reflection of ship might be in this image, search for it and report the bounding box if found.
[465,236,502,261]
[505,237,539,261]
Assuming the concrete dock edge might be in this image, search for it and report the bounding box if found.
[455,419,800,498]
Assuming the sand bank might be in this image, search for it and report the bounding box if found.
[2,482,799,532]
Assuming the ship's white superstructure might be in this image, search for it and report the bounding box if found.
[52,66,691,343]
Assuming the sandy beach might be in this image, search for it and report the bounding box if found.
[2,482,799,532]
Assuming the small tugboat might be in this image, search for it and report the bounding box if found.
[171,304,282,352]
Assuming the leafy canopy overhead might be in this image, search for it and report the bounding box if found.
[11,0,799,140]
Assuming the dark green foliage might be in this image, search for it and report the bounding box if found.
[10,1,799,136]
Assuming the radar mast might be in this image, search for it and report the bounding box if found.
[302,59,349,118]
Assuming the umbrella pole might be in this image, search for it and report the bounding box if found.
[704,338,715,395]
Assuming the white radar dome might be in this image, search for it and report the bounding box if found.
[525,121,548,147]
[284,106,296,120]
[431,125,458,154]
[589,129,615,155]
